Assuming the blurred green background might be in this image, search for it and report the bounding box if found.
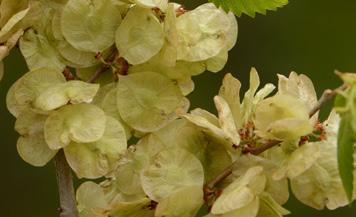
[1,0,356,216]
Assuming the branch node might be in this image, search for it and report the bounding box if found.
[87,49,118,83]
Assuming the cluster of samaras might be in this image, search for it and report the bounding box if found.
[0,0,355,217]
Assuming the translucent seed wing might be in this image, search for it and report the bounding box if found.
[65,116,127,179]
[214,95,240,146]
[115,6,164,65]
[61,0,122,52]
[117,71,186,132]
[155,186,203,217]
[44,104,106,149]
[17,133,57,167]
[19,29,66,72]
[141,148,204,201]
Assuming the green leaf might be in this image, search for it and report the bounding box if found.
[209,0,288,17]
[337,115,355,202]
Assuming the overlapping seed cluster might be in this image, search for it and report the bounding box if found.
[2,1,356,217]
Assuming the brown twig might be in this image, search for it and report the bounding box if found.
[87,50,118,83]
[245,140,282,155]
[309,84,348,118]
[203,140,281,204]
[54,150,78,217]
[205,164,234,191]
[203,83,348,201]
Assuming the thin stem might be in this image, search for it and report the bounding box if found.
[309,84,348,118]
[247,140,281,155]
[54,150,79,217]
[205,164,234,191]
[204,83,347,197]
[87,50,118,83]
